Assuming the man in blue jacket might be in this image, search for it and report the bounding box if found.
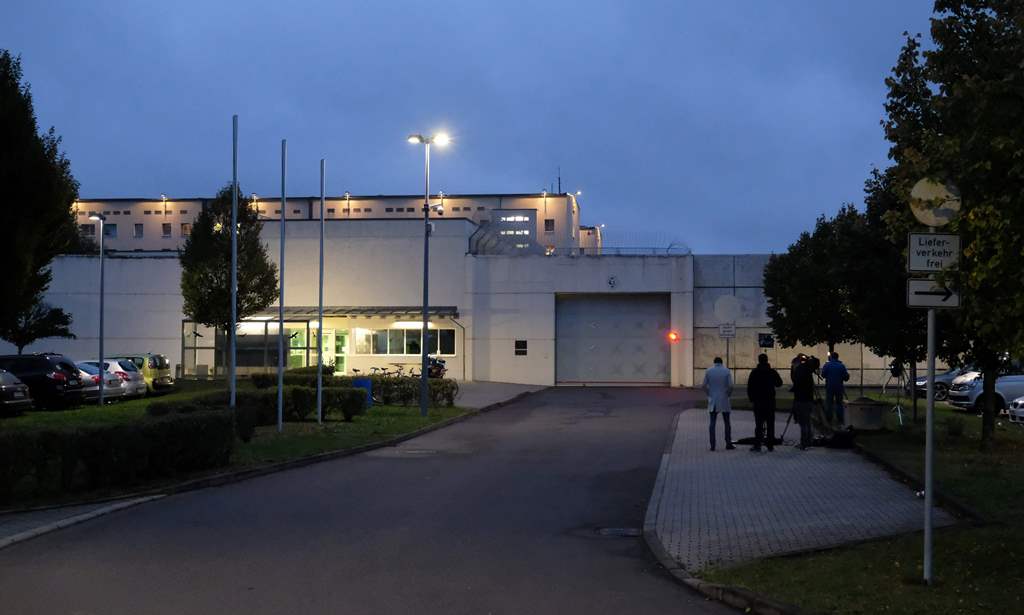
[820,352,850,426]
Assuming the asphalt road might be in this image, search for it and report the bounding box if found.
[0,387,729,615]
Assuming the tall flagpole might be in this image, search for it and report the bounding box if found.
[230,115,238,408]
[317,159,325,424]
[277,139,286,432]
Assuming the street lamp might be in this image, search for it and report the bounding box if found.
[89,213,107,406]
[407,132,450,417]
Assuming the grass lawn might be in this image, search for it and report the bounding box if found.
[702,392,1024,614]
[0,379,230,430]
[0,380,470,509]
[233,405,467,466]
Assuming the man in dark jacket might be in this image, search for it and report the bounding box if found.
[747,353,783,452]
[820,352,850,426]
[790,354,817,450]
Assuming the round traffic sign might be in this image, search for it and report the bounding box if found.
[910,179,960,227]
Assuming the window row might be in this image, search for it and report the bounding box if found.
[79,223,192,239]
[352,328,456,356]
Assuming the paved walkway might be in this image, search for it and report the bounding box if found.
[648,409,956,572]
[454,380,546,409]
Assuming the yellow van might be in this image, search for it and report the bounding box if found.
[113,353,174,394]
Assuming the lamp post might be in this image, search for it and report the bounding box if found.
[89,213,107,406]
[407,132,449,417]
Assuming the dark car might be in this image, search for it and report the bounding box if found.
[0,354,84,409]
[0,368,33,415]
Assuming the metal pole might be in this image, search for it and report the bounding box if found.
[277,139,286,432]
[317,158,325,424]
[923,225,937,584]
[97,220,105,406]
[230,114,238,408]
[420,142,431,418]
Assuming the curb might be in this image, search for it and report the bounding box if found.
[0,496,164,551]
[852,441,985,523]
[641,408,808,615]
[0,389,541,541]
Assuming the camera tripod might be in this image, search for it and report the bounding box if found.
[883,366,907,426]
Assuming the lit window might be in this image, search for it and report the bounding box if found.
[134,224,144,238]
[162,223,172,238]
[515,340,528,356]
[500,215,529,222]
[545,219,555,233]
[181,223,191,237]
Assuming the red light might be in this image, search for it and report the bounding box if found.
[115,371,130,381]
[667,331,680,343]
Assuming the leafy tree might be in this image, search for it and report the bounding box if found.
[763,213,858,355]
[0,301,74,354]
[0,50,87,353]
[179,185,278,337]
[881,2,1024,450]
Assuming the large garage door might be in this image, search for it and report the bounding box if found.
[555,294,670,385]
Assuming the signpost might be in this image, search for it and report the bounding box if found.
[907,178,961,586]
[907,233,960,273]
[907,279,960,308]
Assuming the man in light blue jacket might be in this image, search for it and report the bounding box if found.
[702,357,735,451]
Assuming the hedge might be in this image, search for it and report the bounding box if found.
[250,374,458,407]
[0,410,234,503]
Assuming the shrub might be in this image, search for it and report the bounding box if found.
[0,410,235,502]
[251,373,276,389]
[287,363,336,376]
[322,387,367,422]
[287,386,317,421]
[429,379,459,407]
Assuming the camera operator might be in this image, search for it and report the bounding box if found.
[821,352,850,426]
[790,354,816,450]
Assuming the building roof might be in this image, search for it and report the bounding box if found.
[249,306,459,319]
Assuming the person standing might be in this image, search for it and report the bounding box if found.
[702,357,734,451]
[790,355,816,450]
[820,352,850,426]
[747,353,783,452]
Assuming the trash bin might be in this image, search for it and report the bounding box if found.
[353,377,373,409]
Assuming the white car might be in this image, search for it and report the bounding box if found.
[83,359,148,399]
[1009,396,1024,424]
[948,372,1024,413]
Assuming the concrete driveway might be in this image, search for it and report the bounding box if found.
[0,387,730,615]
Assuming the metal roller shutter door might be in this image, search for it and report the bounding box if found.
[555,294,670,385]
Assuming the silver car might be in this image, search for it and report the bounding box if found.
[85,359,148,399]
[1009,396,1024,425]
[907,365,974,401]
[77,361,126,403]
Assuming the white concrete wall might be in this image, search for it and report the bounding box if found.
[0,255,185,368]
[467,254,694,386]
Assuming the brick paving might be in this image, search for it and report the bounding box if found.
[649,409,956,572]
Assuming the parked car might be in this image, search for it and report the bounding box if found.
[948,372,1024,413]
[112,353,174,394]
[76,361,126,403]
[0,353,84,409]
[0,368,33,415]
[907,365,974,401]
[1009,396,1024,425]
[87,359,148,398]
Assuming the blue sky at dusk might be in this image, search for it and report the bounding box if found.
[4,0,934,253]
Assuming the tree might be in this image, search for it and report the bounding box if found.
[179,185,278,337]
[763,213,858,355]
[881,2,1024,450]
[0,50,86,353]
[0,301,74,354]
